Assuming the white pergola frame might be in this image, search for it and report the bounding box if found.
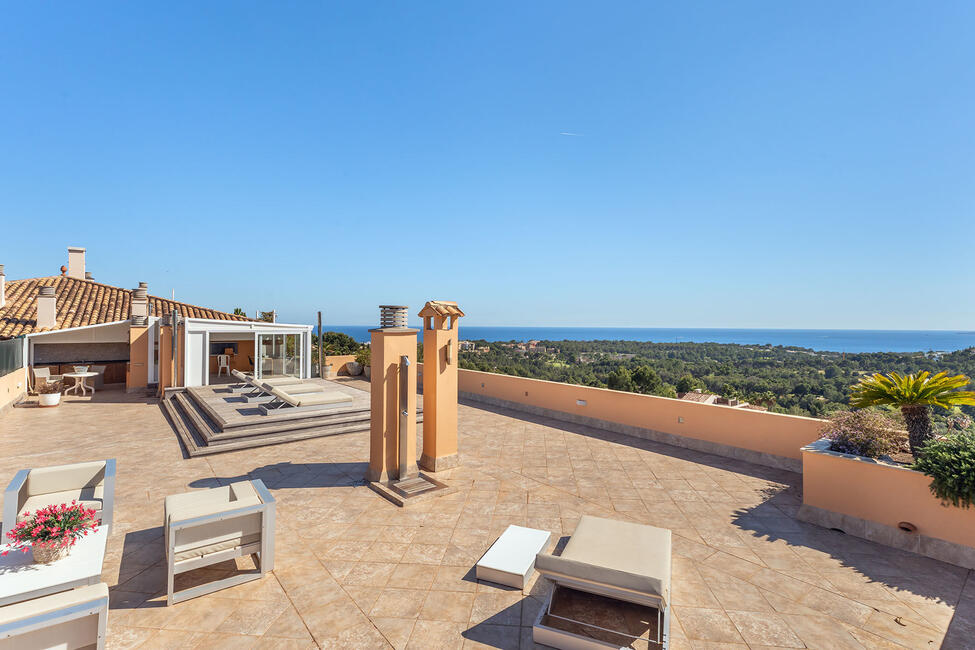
[181,318,313,387]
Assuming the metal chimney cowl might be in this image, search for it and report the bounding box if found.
[379,305,409,329]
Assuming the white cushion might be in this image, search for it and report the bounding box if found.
[26,462,105,496]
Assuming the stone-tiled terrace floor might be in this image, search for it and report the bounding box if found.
[2,385,974,649]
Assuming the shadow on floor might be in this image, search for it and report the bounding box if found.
[732,482,974,639]
[189,461,369,490]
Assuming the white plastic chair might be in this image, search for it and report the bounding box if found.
[216,354,231,376]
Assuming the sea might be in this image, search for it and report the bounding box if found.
[317,326,975,354]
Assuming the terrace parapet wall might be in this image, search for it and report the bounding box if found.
[798,438,975,570]
[457,368,823,473]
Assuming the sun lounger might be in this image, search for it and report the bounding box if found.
[227,369,254,392]
[533,515,671,649]
[259,386,353,415]
[242,381,326,404]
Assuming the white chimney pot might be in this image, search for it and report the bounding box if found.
[36,286,56,329]
[67,247,86,280]
[0,264,5,309]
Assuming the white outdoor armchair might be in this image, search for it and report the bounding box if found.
[31,367,63,391]
[0,582,108,650]
[3,460,116,539]
[164,479,275,605]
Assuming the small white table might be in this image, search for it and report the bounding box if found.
[63,371,99,396]
[476,524,552,589]
[0,525,108,606]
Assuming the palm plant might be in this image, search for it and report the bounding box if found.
[850,371,975,458]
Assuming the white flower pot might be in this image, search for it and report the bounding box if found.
[324,364,335,378]
[347,362,363,376]
[363,366,371,379]
[39,393,61,407]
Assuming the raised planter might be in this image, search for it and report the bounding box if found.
[798,438,975,569]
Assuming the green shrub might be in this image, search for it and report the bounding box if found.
[355,346,371,368]
[821,409,904,459]
[913,431,975,508]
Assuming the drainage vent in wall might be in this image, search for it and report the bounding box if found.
[898,521,918,533]
[829,527,846,534]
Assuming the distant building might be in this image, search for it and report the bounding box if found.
[459,340,476,351]
[677,389,718,405]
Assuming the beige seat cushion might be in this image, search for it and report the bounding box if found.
[262,382,324,395]
[260,377,305,387]
[0,582,107,626]
[20,487,104,520]
[26,462,106,496]
[270,387,352,408]
[165,482,264,563]
[538,515,671,605]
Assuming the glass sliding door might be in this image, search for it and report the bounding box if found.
[257,333,303,379]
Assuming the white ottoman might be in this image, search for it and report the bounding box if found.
[476,525,552,589]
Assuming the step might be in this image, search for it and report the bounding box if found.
[177,392,374,443]
[182,417,372,456]
[161,396,204,456]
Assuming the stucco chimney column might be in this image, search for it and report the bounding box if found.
[0,265,5,308]
[67,247,86,280]
[366,306,419,483]
[127,284,150,392]
[417,301,465,472]
[36,286,56,330]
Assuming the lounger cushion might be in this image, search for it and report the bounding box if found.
[260,377,306,387]
[20,487,104,521]
[260,382,324,395]
[536,515,670,605]
[26,462,106,496]
[269,387,352,408]
[0,582,107,626]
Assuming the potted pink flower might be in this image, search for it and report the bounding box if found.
[3,501,99,564]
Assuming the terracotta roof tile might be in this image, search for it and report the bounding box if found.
[0,275,249,338]
[417,300,465,319]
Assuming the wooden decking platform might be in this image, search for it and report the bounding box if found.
[161,379,423,456]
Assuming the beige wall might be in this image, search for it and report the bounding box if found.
[323,354,356,376]
[208,340,256,374]
[457,369,823,461]
[126,326,149,391]
[802,447,975,550]
[0,367,26,412]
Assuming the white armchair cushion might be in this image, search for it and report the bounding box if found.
[20,486,104,520]
[26,462,106,496]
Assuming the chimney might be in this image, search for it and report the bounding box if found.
[0,264,5,308]
[131,283,149,326]
[36,286,56,329]
[379,305,409,328]
[67,247,86,280]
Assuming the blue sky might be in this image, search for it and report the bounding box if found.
[2,2,973,329]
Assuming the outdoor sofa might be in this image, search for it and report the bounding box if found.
[0,582,108,650]
[164,479,275,605]
[534,515,671,649]
[3,459,116,538]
